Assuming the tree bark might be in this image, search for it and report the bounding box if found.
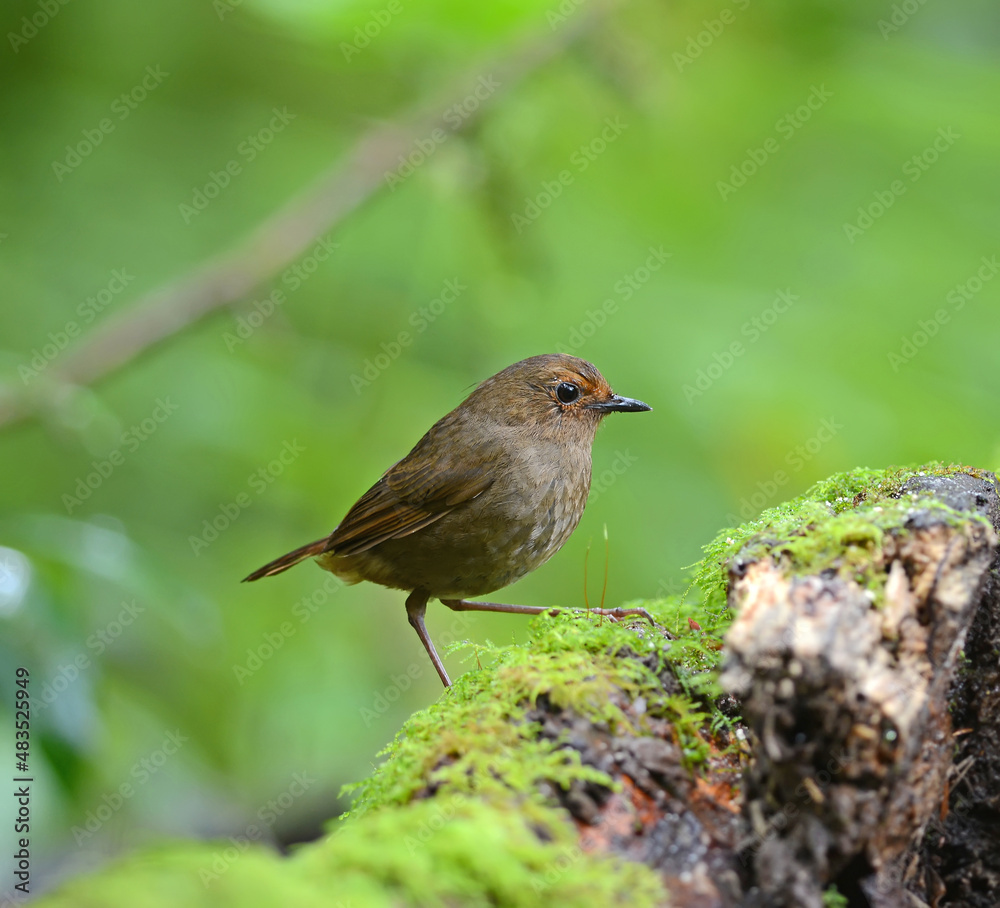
[722,471,1000,907]
[524,470,1000,907]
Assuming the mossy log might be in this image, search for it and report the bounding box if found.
[32,465,1000,908]
[724,471,1000,907]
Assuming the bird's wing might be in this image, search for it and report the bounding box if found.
[324,417,498,556]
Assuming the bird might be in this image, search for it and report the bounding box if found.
[243,353,654,687]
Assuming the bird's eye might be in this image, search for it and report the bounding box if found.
[556,382,580,404]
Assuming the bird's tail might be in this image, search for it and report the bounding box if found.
[242,537,328,582]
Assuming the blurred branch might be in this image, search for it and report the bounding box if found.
[0,6,610,432]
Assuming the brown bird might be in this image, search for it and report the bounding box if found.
[243,354,653,687]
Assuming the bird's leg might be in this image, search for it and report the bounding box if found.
[440,600,560,617]
[405,589,452,688]
[440,598,657,626]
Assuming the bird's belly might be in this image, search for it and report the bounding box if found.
[321,471,589,599]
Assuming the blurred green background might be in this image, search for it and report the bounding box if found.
[1,0,998,896]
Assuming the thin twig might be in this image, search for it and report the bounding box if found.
[0,8,608,431]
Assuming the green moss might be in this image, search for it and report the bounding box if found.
[33,799,663,908]
[641,462,993,724]
[301,798,663,907]
[326,462,992,906]
[327,611,689,905]
[343,610,675,822]
[822,884,850,908]
[40,465,991,908]
[30,843,335,908]
[34,613,672,908]
[329,611,702,903]
[695,462,990,611]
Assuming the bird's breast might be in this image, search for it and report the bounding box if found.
[477,439,592,572]
[322,437,594,599]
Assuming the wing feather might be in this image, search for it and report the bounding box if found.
[324,414,499,556]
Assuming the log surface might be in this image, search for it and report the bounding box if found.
[721,471,1000,907]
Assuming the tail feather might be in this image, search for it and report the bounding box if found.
[242,537,328,582]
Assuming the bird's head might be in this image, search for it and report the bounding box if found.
[466,354,651,442]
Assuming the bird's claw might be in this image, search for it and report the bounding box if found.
[589,606,656,626]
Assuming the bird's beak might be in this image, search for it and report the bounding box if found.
[588,394,652,413]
